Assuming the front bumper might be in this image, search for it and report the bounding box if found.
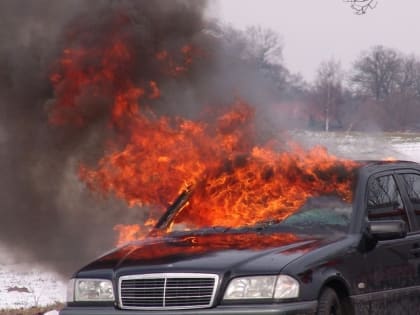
[60,301,317,315]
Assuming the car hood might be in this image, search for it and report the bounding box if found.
[77,230,339,277]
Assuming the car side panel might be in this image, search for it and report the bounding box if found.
[281,235,362,301]
[351,235,420,314]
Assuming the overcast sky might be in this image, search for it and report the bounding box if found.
[210,0,420,81]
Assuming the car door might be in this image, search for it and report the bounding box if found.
[353,171,419,315]
[395,171,420,284]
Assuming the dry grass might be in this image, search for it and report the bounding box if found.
[0,302,64,315]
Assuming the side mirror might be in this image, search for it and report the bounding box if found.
[367,220,407,241]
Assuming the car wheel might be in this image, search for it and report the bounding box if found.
[316,287,342,315]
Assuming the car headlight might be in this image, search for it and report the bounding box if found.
[223,275,299,300]
[67,278,115,302]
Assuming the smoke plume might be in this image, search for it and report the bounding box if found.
[0,0,288,276]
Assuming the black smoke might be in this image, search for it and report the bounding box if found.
[0,0,290,276]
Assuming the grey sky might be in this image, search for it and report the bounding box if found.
[210,0,420,81]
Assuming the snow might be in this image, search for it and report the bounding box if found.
[1,131,420,311]
[291,131,420,162]
[0,261,66,309]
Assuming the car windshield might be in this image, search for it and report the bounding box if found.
[163,195,353,236]
[152,165,359,237]
[264,195,353,234]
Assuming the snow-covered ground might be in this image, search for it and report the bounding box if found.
[0,264,65,309]
[292,131,420,162]
[0,244,66,309]
[1,131,420,311]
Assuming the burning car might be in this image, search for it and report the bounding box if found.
[62,160,420,315]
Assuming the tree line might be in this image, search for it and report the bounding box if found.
[218,25,420,132]
[311,46,420,131]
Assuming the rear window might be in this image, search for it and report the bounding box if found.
[400,173,420,229]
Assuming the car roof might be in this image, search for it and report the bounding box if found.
[357,160,420,177]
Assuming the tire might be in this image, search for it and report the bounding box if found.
[316,287,343,315]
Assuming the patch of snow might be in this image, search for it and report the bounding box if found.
[0,261,66,309]
[44,310,59,315]
[291,131,420,161]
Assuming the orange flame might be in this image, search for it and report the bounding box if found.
[49,20,360,246]
[382,156,397,161]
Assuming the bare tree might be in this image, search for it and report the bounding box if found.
[350,47,420,130]
[241,26,290,90]
[385,56,420,130]
[396,56,420,97]
[351,46,402,101]
[243,26,283,66]
[313,59,344,131]
[344,0,378,14]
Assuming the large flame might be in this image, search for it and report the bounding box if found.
[50,18,359,247]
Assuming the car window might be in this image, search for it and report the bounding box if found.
[280,195,352,233]
[366,174,410,230]
[400,173,420,229]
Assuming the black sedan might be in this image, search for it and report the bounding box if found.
[61,161,420,315]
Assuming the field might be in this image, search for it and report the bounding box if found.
[292,131,420,162]
[0,244,65,311]
[1,131,420,313]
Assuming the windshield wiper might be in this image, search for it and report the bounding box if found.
[154,186,193,230]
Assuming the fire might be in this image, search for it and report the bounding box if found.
[49,39,134,126]
[113,224,143,246]
[155,44,202,76]
[382,156,397,161]
[49,16,360,246]
[113,218,157,246]
[173,145,358,230]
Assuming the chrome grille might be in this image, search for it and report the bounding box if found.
[119,273,219,310]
